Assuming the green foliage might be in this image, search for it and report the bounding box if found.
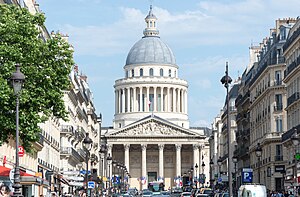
[0,4,74,150]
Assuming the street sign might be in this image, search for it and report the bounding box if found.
[18,146,24,157]
[218,177,222,183]
[87,181,95,189]
[9,169,14,183]
[295,153,300,160]
[242,168,253,183]
[80,170,91,175]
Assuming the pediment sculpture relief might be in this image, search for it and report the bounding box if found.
[114,121,189,136]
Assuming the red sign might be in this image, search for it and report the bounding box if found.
[18,146,24,157]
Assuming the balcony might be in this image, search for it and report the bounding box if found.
[77,148,86,160]
[60,147,84,162]
[77,126,86,140]
[274,155,283,161]
[287,92,300,107]
[274,104,283,112]
[61,125,74,134]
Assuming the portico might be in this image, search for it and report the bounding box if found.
[105,116,206,190]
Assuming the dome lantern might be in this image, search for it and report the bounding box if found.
[143,5,159,37]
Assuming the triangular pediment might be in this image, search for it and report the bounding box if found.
[107,115,199,137]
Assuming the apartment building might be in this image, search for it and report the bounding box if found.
[234,46,260,188]
[281,18,300,190]
[0,1,101,196]
[248,18,295,191]
[59,66,100,195]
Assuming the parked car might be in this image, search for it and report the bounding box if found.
[181,192,193,197]
[196,194,209,197]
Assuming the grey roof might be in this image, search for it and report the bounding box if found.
[125,36,176,66]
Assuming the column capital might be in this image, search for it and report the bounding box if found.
[175,144,182,151]
[158,144,165,151]
[124,144,130,151]
[193,144,200,150]
[141,144,147,151]
[107,144,113,150]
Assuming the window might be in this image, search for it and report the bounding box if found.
[150,68,154,76]
[131,69,134,77]
[168,69,171,77]
[275,144,282,161]
[275,70,281,85]
[275,94,282,111]
[140,68,143,76]
[276,117,283,132]
[160,68,163,76]
[125,70,128,78]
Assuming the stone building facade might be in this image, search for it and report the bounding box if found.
[102,6,210,191]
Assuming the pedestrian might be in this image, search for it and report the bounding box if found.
[288,191,294,197]
[0,185,10,197]
[284,191,289,197]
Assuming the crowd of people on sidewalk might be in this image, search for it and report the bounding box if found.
[268,190,296,197]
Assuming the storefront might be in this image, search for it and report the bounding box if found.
[0,165,49,196]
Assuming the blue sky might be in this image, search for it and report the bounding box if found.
[38,0,300,127]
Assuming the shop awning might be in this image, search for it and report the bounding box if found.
[0,166,34,177]
[59,175,70,185]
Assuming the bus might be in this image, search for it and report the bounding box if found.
[148,181,164,193]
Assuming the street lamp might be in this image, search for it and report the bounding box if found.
[10,64,25,197]
[112,160,117,193]
[106,154,112,194]
[232,155,238,197]
[99,144,106,196]
[291,130,299,193]
[201,162,205,187]
[255,143,262,184]
[209,159,214,189]
[220,62,233,197]
[195,163,198,189]
[83,133,93,197]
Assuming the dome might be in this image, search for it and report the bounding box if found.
[125,6,176,66]
[125,36,176,66]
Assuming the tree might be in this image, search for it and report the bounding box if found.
[0,4,74,150]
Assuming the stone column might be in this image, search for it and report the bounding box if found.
[154,86,157,112]
[122,88,125,113]
[185,90,188,114]
[160,87,164,112]
[115,90,117,114]
[107,144,113,179]
[141,144,147,189]
[193,144,200,178]
[133,87,136,112]
[177,89,180,112]
[146,87,150,112]
[124,144,130,173]
[172,88,176,112]
[118,89,121,113]
[158,144,164,179]
[127,88,130,112]
[175,144,182,177]
[139,87,143,112]
[166,87,169,112]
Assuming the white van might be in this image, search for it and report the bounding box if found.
[238,184,267,197]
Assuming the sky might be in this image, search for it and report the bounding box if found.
[37,0,300,127]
